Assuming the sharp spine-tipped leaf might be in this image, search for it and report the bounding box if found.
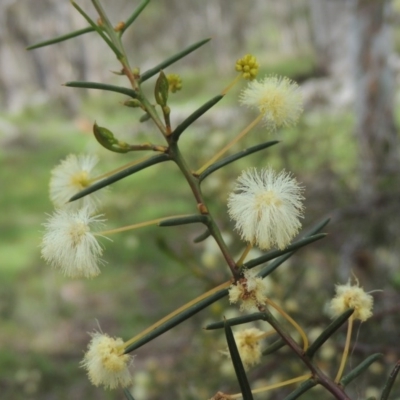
[140,38,211,82]
[303,217,330,236]
[340,353,383,387]
[27,27,94,50]
[305,309,354,359]
[124,287,229,354]
[282,379,317,400]
[158,215,208,227]
[199,140,279,181]
[262,338,286,356]
[380,360,400,400]
[119,0,151,35]
[224,322,254,400]
[69,153,170,203]
[244,233,326,270]
[65,81,138,98]
[205,312,266,330]
[172,95,224,141]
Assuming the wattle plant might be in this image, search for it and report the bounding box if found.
[28,1,398,399]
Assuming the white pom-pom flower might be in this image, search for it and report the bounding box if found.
[81,332,133,389]
[49,154,104,211]
[229,269,269,311]
[234,328,264,368]
[41,207,108,278]
[228,167,305,250]
[240,75,303,130]
[329,280,374,322]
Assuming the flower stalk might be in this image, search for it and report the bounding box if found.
[228,374,312,399]
[335,315,354,382]
[195,114,263,175]
[264,297,309,351]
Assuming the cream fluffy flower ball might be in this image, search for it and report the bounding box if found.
[49,154,104,210]
[41,207,107,278]
[329,281,373,322]
[228,167,305,250]
[240,75,303,130]
[229,269,269,311]
[234,328,264,368]
[81,332,133,389]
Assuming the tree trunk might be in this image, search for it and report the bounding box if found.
[351,0,398,204]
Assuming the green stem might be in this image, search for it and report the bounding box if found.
[169,142,239,279]
[89,0,142,92]
[71,1,122,58]
[91,0,122,53]
[139,95,167,135]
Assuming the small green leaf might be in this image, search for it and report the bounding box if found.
[305,309,354,359]
[65,81,138,98]
[27,27,94,50]
[172,95,224,141]
[93,123,131,153]
[124,99,142,108]
[140,38,211,82]
[340,353,383,387]
[93,122,117,144]
[158,215,208,227]
[155,71,169,107]
[380,360,400,400]
[139,113,152,123]
[69,153,170,203]
[224,322,254,400]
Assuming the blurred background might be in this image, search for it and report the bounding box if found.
[1,0,400,399]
